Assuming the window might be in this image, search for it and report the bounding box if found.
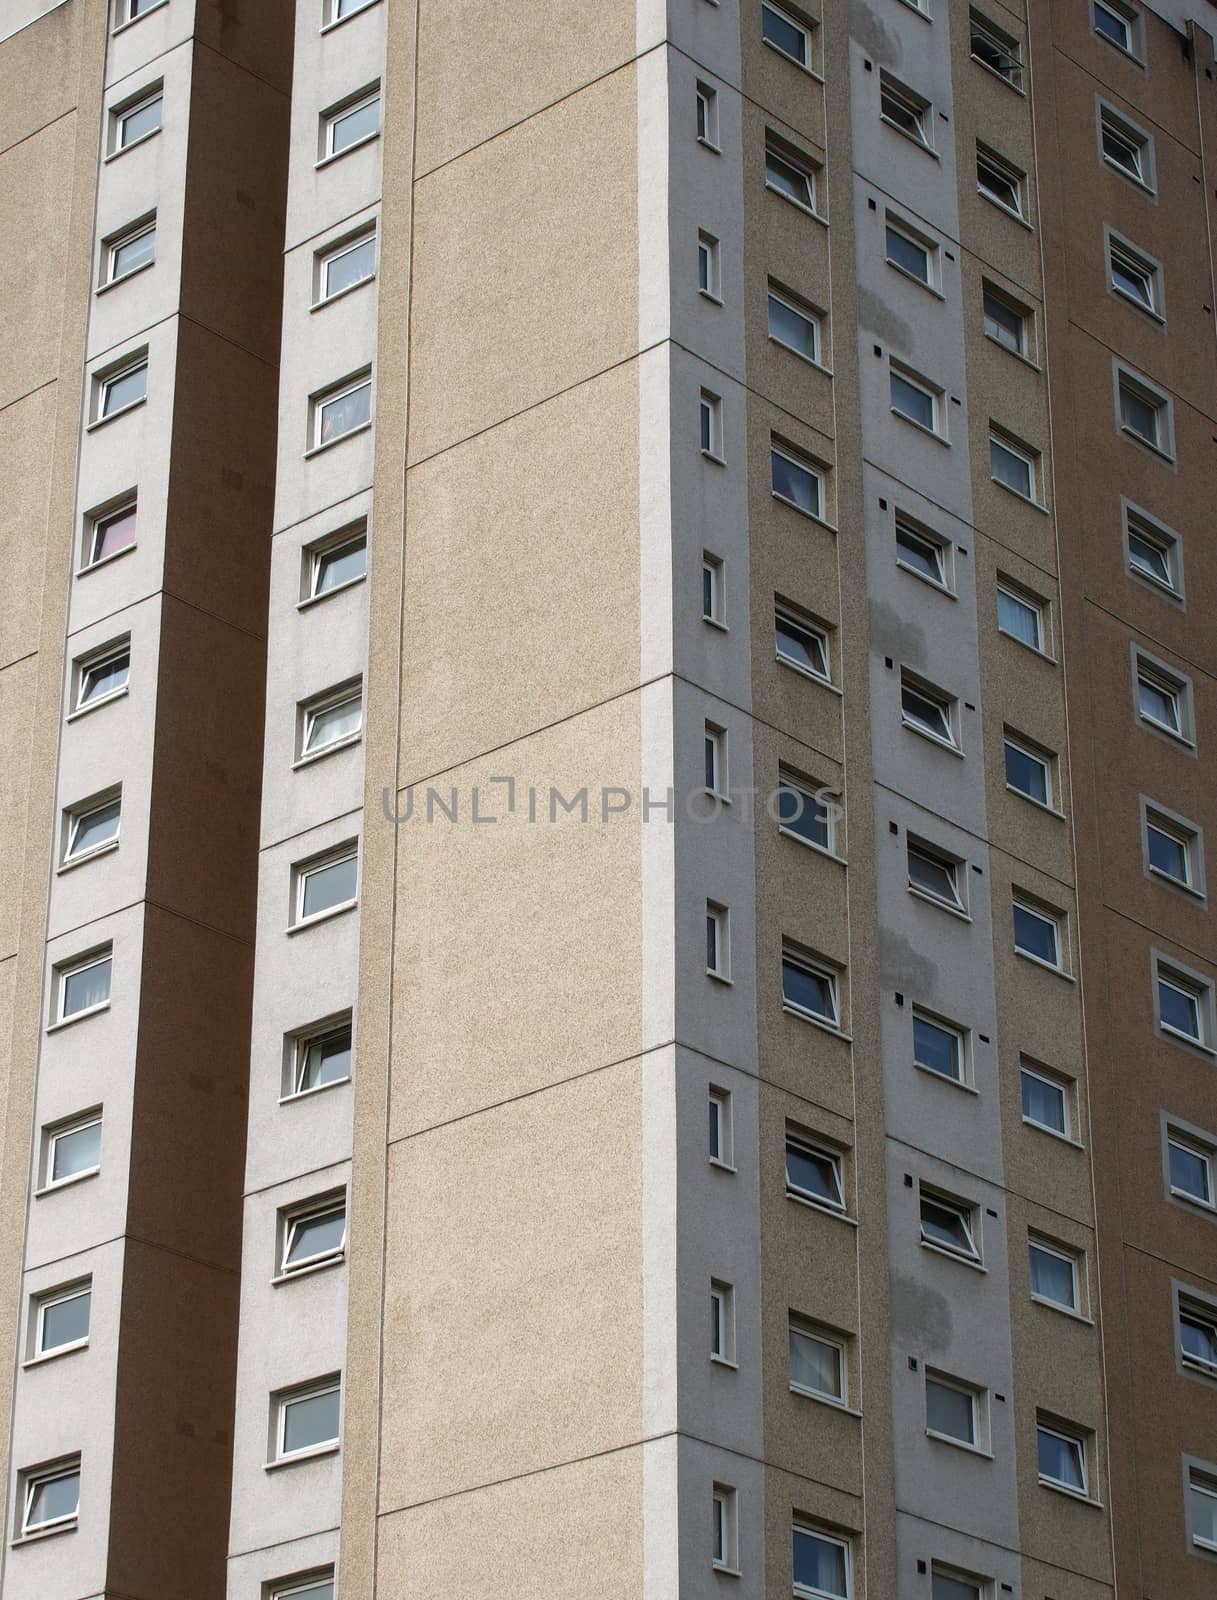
[900,673,956,748]
[74,642,130,712]
[785,1132,845,1213]
[1020,1061,1070,1137]
[695,80,719,147]
[312,371,372,449]
[970,10,1023,87]
[793,1523,850,1599]
[116,0,166,22]
[317,228,376,303]
[112,85,162,151]
[702,553,724,625]
[84,498,137,569]
[273,1377,341,1462]
[1037,1419,1088,1497]
[768,284,820,363]
[907,840,964,912]
[976,145,1024,216]
[1125,507,1180,595]
[1093,0,1140,56]
[1180,1300,1217,1378]
[19,1459,80,1538]
[1168,1131,1215,1209]
[775,604,830,681]
[1155,959,1212,1048]
[989,429,1036,500]
[932,1569,985,1600]
[697,230,721,299]
[45,1113,102,1188]
[880,73,931,149]
[103,216,155,285]
[890,364,940,434]
[1109,235,1160,316]
[280,1197,347,1277]
[1145,807,1200,892]
[771,441,822,517]
[1100,104,1152,187]
[322,87,380,160]
[778,771,832,852]
[293,846,359,925]
[1135,655,1190,741]
[326,0,378,19]
[708,1086,733,1167]
[712,1484,739,1573]
[1004,733,1052,807]
[709,1280,736,1363]
[895,515,947,586]
[270,1572,335,1600]
[706,902,730,980]
[926,1372,979,1448]
[765,138,816,213]
[996,582,1045,651]
[300,683,363,759]
[1187,1468,1217,1553]
[64,793,121,863]
[96,353,147,420]
[983,284,1028,355]
[308,525,368,599]
[33,1281,91,1358]
[704,722,727,796]
[782,949,839,1028]
[762,1,811,67]
[919,1191,979,1262]
[1029,1236,1080,1311]
[1118,369,1171,456]
[699,389,723,459]
[913,1010,965,1084]
[885,218,934,286]
[289,1018,353,1097]
[55,950,112,1023]
[1012,895,1064,970]
[789,1317,846,1404]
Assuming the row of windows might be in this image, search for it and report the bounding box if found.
[110,0,373,29]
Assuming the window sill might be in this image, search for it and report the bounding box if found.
[1112,285,1165,325]
[57,841,120,875]
[997,627,1056,664]
[778,827,845,866]
[270,1255,345,1287]
[46,1003,111,1034]
[1013,948,1075,982]
[781,1004,849,1042]
[279,1075,352,1106]
[1137,715,1195,751]
[1023,1116,1084,1150]
[85,396,146,432]
[76,542,138,580]
[703,614,729,633]
[711,1562,742,1579]
[764,182,825,226]
[985,331,1040,370]
[1157,1023,1217,1058]
[315,131,380,170]
[304,421,373,459]
[292,734,363,770]
[264,1443,340,1472]
[103,128,160,163]
[1095,28,1144,67]
[907,886,971,922]
[1005,784,1066,819]
[890,407,949,445]
[709,1156,737,1174]
[34,1168,101,1199]
[770,491,837,535]
[10,1522,76,1547]
[1119,425,1175,465]
[112,0,169,31]
[761,38,823,78]
[696,135,721,154]
[67,688,129,723]
[707,969,733,985]
[1101,156,1155,196]
[698,288,724,307]
[309,273,377,313]
[709,1354,738,1370]
[914,1061,978,1095]
[990,476,1048,513]
[901,719,963,758]
[768,335,832,378]
[880,117,939,159]
[319,0,383,33]
[298,573,367,611]
[927,1430,993,1459]
[22,1340,88,1369]
[700,787,731,808]
[790,1385,862,1418]
[977,189,1033,230]
[786,1191,858,1227]
[1039,1479,1103,1509]
[287,899,359,935]
[920,1239,986,1272]
[885,258,945,299]
[701,449,726,467]
[95,258,155,296]
[895,559,955,597]
[1030,1294,1093,1325]
[776,655,841,695]
[1147,865,1205,901]
[1127,566,1182,603]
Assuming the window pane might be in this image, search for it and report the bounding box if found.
[793,1528,847,1598]
[319,381,371,445]
[1158,977,1200,1039]
[1169,1140,1212,1203]
[765,150,813,208]
[330,95,380,153]
[908,850,958,905]
[1021,1069,1066,1133]
[1181,1314,1217,1369]
[778,782,829,849]
[896,524,942,581]
[1013,903,1058,965]
[63,958,111,1016]
[997,588,1041,648]
[120,96,162,145]
[26,1471,79,1529]
[1147,823,1188,881]
[324,235,376,298]
[1004,741,1048,803]
[926,1378,974,1443]
[776,614,828,677]
[69,800,121,857]
[112,225,156,278]
[881,84,925,142]
[790,1326,842,1399]
[1029,1242,1075,1307]
[768,294,816,359]
[81,650,129,705]
[978,157,1018,210]
[40,1290,90,1351]
[933,1575,982,1600]
[771,450,819,515]
[984,292,1023,351]
[301,856,357,918]
[1190,1479,1217,1547]
[762,3,808,63]
[914,1015,960,1080]
[891,372,935,429]
[282,1388,340,1454]
[1111,255,1151,306]
[315,534,367,594]
[52,1122,101,1182]
[1120,386,1160,443]
[1094,2,1130,46]
[1037,1427,1084,1490]
[92,504,137,563]
[782,960,835,1023]
[901,685,951,741]
[299,1026,352,1091]
[920,1197,973,1256]
[103,363,147,415]
[786,1141,841,1206]
[306,694,362,752]
[1128,529,1171,584]
[285,1207,346,1269]
[886,226,929,281]
[276,1582,334,1600]
[1138,675,1180,730]
[990,437,1031,495]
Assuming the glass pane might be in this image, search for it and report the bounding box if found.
[120,96,162,145]
[775,616,827,677]
[1029,1243,1075,1306]
[69,800,121,857]
[299,1026,352,1091]
[282,1388,340,1454]
[997,589,1041,647]
[1120,387,1159,442]
[896,526,942,581]
[914,1016,960,1079]
[1138,676,1179,730]
[786,1142,840,1206]
[891,373,935,429]
[908,850,958,904]
[1038,1428,1084,1490]
[978,160,1017,209]
[336,0,373,14]
[318,381,371,445]
[886,226,928,281]
[1127,530,1170,584]
[81,651,129,705]
[882,88,924,141]
[793,1528,847,1598]
[765,151,812,208]
[27,1471,79,1528]
[1102,126,1140,175]
[790,1327,841,1398]
[1147,824,1188,881]
[1159,978,1200,1038]
[762,3,807,63]
[1004,742,1048,803]
[984,294,1023,351]
[771,450,818,515]
[93,504,137,562]
[698,241,710,291]
[315,534,367,594]
[52,1122,101,1181]
[921,1198,972,1254]
[768,295,816,359]
[62,957,111,1016]
[971,25,1017,79]
[778,783,829,849]
[324,235,376,298]
[1021,1069,1066,1132]
[103,364,147,415]
[708,1097,722,1159]
[1169,1141,1211,1202]
[131,0,163,12]
[1191,1481,1217,1546]
[112,225,156,279]
[1094,3,1130,46]
[1111,257,1151,305]
[926,1378,974,1443]
[306,695,362,752]
[990,438,1031,495]
[279,1582,334,1600]
[285,1207,346,1268]
[301,856,357,918]
[902,687,950,740]
[705,914,718,970]
[330,96,380,154]
[1014,903,1058,964]
[933,1575,982,1600]
[782,960,834,1022]
[40,1290,90,1351]
[1181,1315,1217,1369]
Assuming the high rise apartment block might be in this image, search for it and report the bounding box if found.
[2,1,1217,1598]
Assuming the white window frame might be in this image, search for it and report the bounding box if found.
[1093,0,1142,60]
[900,672,958,750]
[1019,1059,1073,1140]
[925,1369,983,1451]
[72,641,130,716]
[323,0,381,25]
[111,83,163,154]
[101,214,156,288]
[889,362,943,437]
[712,1483,740,1574]
[879,72,932,150]
[1143,802,1202,896]
[912,1008,967,1085]
[1003,730,1054,809]
[781,948,841,1031]
[906,839,965,914]
[764,138,817,214]
[695,79,719,149]
[704,722,728,798]
[697,229,721,301]
[1108,231,1162,320]
[320,86,381,163]
[63,791,122,866]
[1178,1298,1217,1380]
[43,1112,103,1191]
[788,1315,847,1406]
[982,282,1030,357]
[315,226,377,307]
[976,144,1025,217]
[989,427,1038,502]
[969,9,1024,89]
[702,552,725,627]
[792,1522,851,1600]
[699,388,723,461]
[1154,955,1215,1051]
[32,1280,91,1360]
[706,901,730,982]
[708,1085,734,1169]
[777,769,835,856]
[303,522,369,604]
[272,1377,342,1464]
[93,351,148,423]
[1133,650,1193,745]
[292,845,359,928]
[82,494,138,573]
[1167,1127,1216,1211]
[310,370,373,452]
[279,1195,347,1279]
[762,0,813,69]
[775,603,831,684]
[1012,894,1066,973]
[114,0,169,27]
[1098,101,1154,190]
[919,1188,980,1264]
[709,1279,736,1365]
[784,1131,846,1214]
[1036,1418,1090,1499]
[767,283,822,365]
[1029,1234,1082,1313]
[1123,503,1181,599]
[53,950,112,1025]
[996,580,1047,654]
[1116,364,1174,460]
[286,1016,354,1100]
[18,1458,80,1539]
[770,440,824,519]
[269,1570,336,1600]
[884,214,937,289]
[931,1566,987,1600]
[298,681,364,763]
[894,513,949,589]
[1187,1467,1217,1554]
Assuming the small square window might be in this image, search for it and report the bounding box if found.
[1179,1299,1217,1378]
[19,1458,80,1538]
[1020,1060,1071,1137]
[996,581,1046,652]
[900,672,957,748]
[983,283,1029,355]
[925,1371,981,1448]
[775,603,830,682]
[279,1196,347,1277]
[932,1568,986,1600]
[288,1017,353,1097]
[269,1571,335,1600]
[1012,895,1064,970]
[1124,507,1180,596]
[970,10,1023,88]
[1029,1235,1080,1311]
[989,428,1037,500]
[293,845,359,926]
[112,84,162,152]
[919,1189,979,1262]
[697,230,721,300]
[321,87,380,160]
[63,792,121,864]
[763,0,812,67]
[704,722,728,797]
[1004,731,1053,807]
[695,80,719,147]
[885,216,935,287]
[1093,0,1140,57]
[1155,958,1213,1049]
[1144,806,1201,893]
[102,215,156,286]
[1168,1130,1215,1209]
[699,389,723,459]
[1118,368,1172,457]
[702,552,725,625]
[793,1521,850,1599]
[1134,653,1191,742]
[316,228,377,303]
[311,371,372,450]
[706,901,730,980]
[880,72,932,149]
[32,1280,91,1359]
[976,145,1025,217]
[1037,1418,1089,1497]
[1099,103,1153,188]
[273,1377,341,1462]
[785,1130,845,1213]
[712,1483,739,1572]
[55,950,112,1024]
[708,1085,734,1168]
[907,839,964,912]
[895,514,948,587]
[765,138,817,213]
[789,1316,846,1404]
[777,770,833,853]
[83,496,138,570]
[890,364,941,434]
[768,283,821,364]
[44,1112,103,1188]
[1109,234,1161,317]
[1187,1468,1217,1553]
[771,441,823,517]
[781,948,840,1029]
[74,641,130,714]
[709,1280,736,1364]
[299,682,363,760]
[306,523,368,600]
[912,1009,966,1084]
[95,353,148,421]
